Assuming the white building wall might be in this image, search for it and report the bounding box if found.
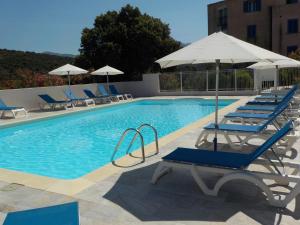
[0,73,257,111]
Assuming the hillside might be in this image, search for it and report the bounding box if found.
[0,49,75,89]
[0,49,74,79]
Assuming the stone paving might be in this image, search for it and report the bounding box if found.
[1,97,300,224]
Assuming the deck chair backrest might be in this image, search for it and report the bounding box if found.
[83,89,96,98]
[98,85,109,96]
[258,102,289,131]
[0,98,8,107]
[109,85,118,95]
[248,120,293,164]
[64,88,76,100]
[274,85,297,110]
[39,94,56,103]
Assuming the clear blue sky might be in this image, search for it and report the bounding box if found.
[0,0,219,54]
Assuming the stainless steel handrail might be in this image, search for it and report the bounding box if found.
[111,128,145,163]
[126,123,159,155]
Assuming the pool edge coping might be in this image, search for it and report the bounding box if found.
[0,96,250,196]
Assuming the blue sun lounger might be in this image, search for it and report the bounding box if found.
[247,85,297,105]
[64,88,95,106]
[152,121,300,207]
[109,85,133,100]
[98,84,121,101]
[3,202,79,225]
[222,102,289,124]
[39,94,71,110]
[196,104,290,148]
[0,98,27,118]
[237,87,296,111]
[83,89,111,104]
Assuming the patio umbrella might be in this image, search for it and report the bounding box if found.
[91,65,124,85]
[248,59,300,89]
[156,31,290,151]
[49,64,88,87]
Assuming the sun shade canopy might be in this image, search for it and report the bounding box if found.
[248,59,300,69]
[156,32,291,68]
[49,64,88,76]
[91,65,124,76]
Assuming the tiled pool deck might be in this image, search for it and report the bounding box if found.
[1,96,300,225]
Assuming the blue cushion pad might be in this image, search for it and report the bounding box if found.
[204,123,260,132]
[246,101,280,105]
[162,148,250,169]
[238,105,276,111]
[0,106,20,110]
[225,112,271,119]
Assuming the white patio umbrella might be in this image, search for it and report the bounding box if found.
[248,59,300,89]
[91,65,124,84]
[49,64,88,87]
[156,31,290,151]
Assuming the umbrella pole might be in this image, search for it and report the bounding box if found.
[275,65,279,102]
[213,59,220,152]
[106,74,109,86]
[68,71,71,88]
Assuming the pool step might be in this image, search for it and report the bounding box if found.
[111,124,159,164]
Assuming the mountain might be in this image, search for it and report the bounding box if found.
[42,51,76,58]
[0,49,74,77]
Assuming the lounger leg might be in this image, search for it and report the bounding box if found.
[11,110,16,118]
[151,162,172,184]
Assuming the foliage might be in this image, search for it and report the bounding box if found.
[0,49,74,89]
[289,49,300,61]
[75,4,181,81]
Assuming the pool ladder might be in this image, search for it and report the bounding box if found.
[111,124,159,164]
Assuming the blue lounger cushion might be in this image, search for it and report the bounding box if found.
[98,85,113,97]
[0,99,23,110]
[255,95,284,100]
[39,95,70,104]
[163,120,293,169]
[163,147,251,169]
[3,202,79,225]
[204,123,262,132]
[246,101,281,105]
[238,105,276,111]
[0,106,20,110]
[224,112,271,119]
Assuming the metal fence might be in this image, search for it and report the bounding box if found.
[159,69,254,92]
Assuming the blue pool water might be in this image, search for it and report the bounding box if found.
[0,99,235,179]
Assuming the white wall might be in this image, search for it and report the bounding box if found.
[0,73,256,111]
[254,68,276,90]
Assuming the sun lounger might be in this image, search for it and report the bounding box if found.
[152,121,300,207]
[248,85,297,105]
[195,104,297,150]
[64,88,95,107]
[0,98,27,119]
[257,85,297,99]
[238,87,296,112]
[109,85,133,100]
[98,84,121,102]
[221,102,290,125]
[83,89,111,104]
[38,94,72,110]
[3,202,79,225]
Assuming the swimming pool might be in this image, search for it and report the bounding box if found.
[0,99,235,179]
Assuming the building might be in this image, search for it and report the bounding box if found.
[208,0,300,56]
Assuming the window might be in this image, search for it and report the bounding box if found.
[287,45,298,54]
[288,19,298,33]
[286,0,298,4]
[247,25,256,41]
[244,0,261,13]
[218,8,228,31]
